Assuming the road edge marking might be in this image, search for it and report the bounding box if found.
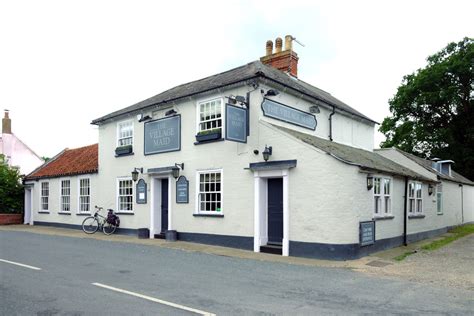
[92,282,215,316]
[0,259,42,270]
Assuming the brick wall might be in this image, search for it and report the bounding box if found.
[0,214,23,225]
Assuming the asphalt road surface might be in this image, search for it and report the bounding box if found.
[1,230,473,315]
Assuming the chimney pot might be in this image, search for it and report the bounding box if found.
[284,35,293,51]
[2,110,12,134]
[275,37,283,53]
[265,40,273,56]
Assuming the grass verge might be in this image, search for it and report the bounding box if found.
[394,251,416,261]
[421,224,474,251]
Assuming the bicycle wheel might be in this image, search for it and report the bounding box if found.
[103,222,117,235]
[82,216,99,234]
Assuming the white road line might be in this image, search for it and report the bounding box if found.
[92,282,215,316]
[0,259,42,270]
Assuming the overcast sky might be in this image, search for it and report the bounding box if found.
[1,0,473,157]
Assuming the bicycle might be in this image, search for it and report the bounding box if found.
[82,206,120,235]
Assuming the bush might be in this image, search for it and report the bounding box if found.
[0,154,24,213]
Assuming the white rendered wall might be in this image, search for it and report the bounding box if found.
[1,133,43,175]
[26,174,99,226]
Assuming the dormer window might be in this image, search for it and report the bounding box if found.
[431,160,454,177]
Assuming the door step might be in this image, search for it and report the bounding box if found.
[260,244,282,255]
[154,233,166,239]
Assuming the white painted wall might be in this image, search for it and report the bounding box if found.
[1,133,43,175]
[25,174,99,226]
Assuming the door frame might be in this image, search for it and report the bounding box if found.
[149,175,173,238]
[253,169,290,256]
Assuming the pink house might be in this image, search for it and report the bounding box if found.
[0,110,44,176]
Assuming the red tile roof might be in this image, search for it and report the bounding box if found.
[25,144,98,180]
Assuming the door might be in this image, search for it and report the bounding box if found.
[267,178,283,244]
[161,179,169,233]
[24,188,32,224]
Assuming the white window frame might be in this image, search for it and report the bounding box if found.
[195,97,224,134]
[373,176,392,217]
[40,181,49,212]
[78,177,91,214]
[195,169,223,215]
[436,183,443,215]
[59,179,71,213]
[408,181,423,214]
[116,119,134,147]
[117,177,134,213]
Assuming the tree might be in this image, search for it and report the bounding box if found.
[0,154,24,213]
[380,37,474,180]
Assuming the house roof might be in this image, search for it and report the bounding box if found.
[387,148,474,185]
[274,125,434,182]
[24,144,98,180]
[91,60,376,125]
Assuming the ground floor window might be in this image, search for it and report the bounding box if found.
[408,181,423,214]
[197,170,222,214]
[41,182,49,211]
[61,180,71,212]
[437,183,443,214]
[373,176,391,216]
[118,178,133,212]
[79,178,90,213]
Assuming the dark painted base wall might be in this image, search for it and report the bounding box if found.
[33,221,462,260]
[34,221,138,236]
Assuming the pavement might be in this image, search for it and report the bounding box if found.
[1,227,473,315]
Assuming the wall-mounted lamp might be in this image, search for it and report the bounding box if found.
[263,89,279,97]
[138,114,152,122]
[309,105,320,114]
[227,95,237,104]
[428,184,434,195]
[172,163,184,179]
[165,109,177,116]
[132,167,143,182]
[262,145,272,162]
[367,175,374,190]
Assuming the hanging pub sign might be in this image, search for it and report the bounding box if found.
[136,179,147,204]
[144,115,181,155]
[225,104,247,143]
[359,221,375,247]
[262,99,317,130]
[176,176,189,204]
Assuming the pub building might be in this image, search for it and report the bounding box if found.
[24,36,474,260]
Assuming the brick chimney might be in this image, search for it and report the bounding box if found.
[260,35,299,77]
[2,110,11,134]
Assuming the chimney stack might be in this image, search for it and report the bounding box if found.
[2,110,11,134]
[260,35,299,77]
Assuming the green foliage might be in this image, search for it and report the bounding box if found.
[421,224,474,251]
[0,154,24,213]
[196,128,222,136]
[380,37,474,180]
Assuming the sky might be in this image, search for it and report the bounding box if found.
[1,0,473,158]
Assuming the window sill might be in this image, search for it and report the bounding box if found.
[38,211,50,214]
[408,214,425,219]
[193,213,224,218]
[58,212,71,215]
[373,215,394,221]
[437,213,444,216]
[76,213,91,216]
[115,152,134,158]
[115,212,134,215]
[194,138,224,146]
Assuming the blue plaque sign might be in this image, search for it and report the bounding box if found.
[360,221,375,246]
[262,99,317,130]
[225,104,247,143]
[176,176,189,204]
[136,179,147,204]
[144,115,181,155]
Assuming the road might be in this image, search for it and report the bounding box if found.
[1,230,473,315]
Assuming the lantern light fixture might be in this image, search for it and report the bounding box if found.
[132,167,143,182]
[262,145,272,162]
[367,175,374,190]
[172,163,184,179]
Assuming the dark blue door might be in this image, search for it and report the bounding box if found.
[267,178,283,244]
[161,179,168,233]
